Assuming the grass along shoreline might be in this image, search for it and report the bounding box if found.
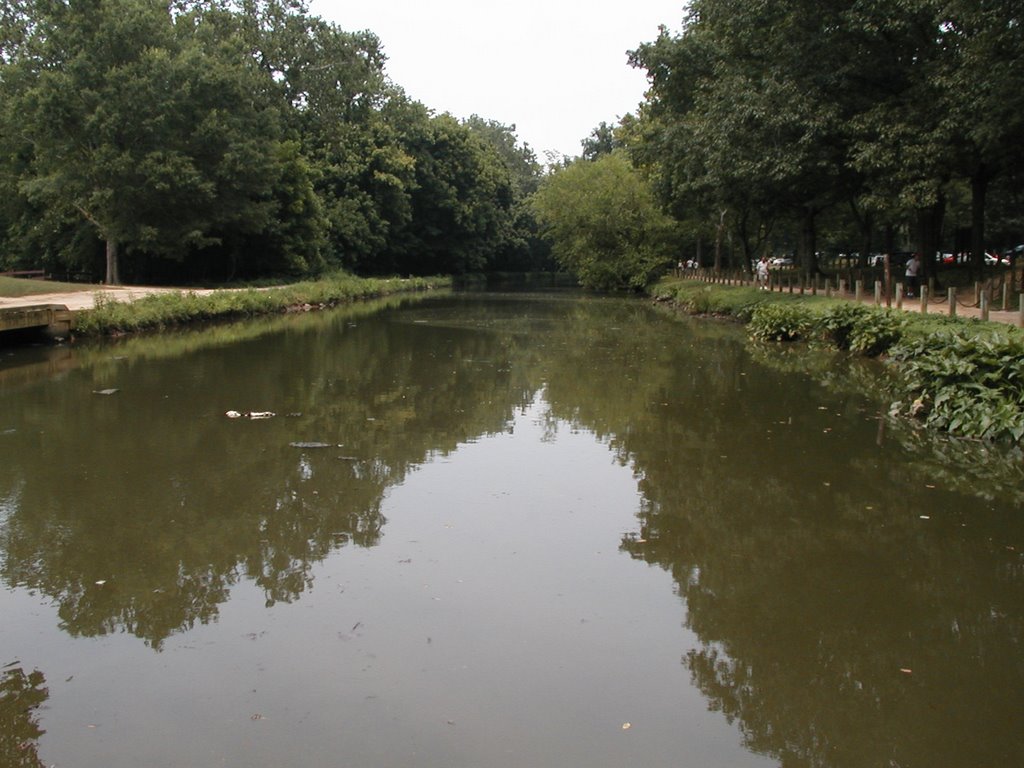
[652,278,1024,443]
[70,273,450,337]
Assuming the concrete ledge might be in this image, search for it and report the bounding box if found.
[0,304,73,337]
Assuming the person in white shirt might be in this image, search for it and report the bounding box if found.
[905,253,921,297]
[756,255,770,290]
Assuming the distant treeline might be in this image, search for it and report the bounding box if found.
[0,0,553,284]
[5,0,1020,292]
[623,0,1024,278]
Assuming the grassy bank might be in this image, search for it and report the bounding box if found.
[72,273,449,337]
[652,278,1024,443]
[0,275,95,297]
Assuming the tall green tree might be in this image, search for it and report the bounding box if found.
[463,115,552,272]
[531,152,678,290]
[236,0,402,273]
[580,120,618,162]
[1,0,290,283]
[386,110,515,275]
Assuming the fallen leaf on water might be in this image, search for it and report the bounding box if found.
[622,723,632,730]
[899,668,913,675]
[92,389,118,396]
[250,714,265,720]
[94,580,106,586]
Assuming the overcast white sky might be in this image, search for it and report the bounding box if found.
[310,0,685,160]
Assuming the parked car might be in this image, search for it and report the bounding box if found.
[770,256,794,267]
[868,252,913,268]
[984,252,1008,266]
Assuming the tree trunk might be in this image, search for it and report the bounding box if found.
[849,199,872,268]
[858,211,873,270]
[105,239,121,285]
[971,167,988,277]
[915,197,945,282]
[800,206,818,278]
[713,209,727,273]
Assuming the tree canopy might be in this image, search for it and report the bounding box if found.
[531,152,678,290]
[2,0,1020,288]
[0,0,541,283]
[628,0,1024,276]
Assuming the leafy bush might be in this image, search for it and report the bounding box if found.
[655,278,1024,442]
[748,302,814,342]
[888,330,1024,441]
[818,304,906,356]
[818,303,870,349]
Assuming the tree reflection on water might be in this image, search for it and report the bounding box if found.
[0,666,47,768]
[1,293,1022,766]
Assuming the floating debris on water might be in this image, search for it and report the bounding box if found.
[289,442,334,449]
[226,410,276,419]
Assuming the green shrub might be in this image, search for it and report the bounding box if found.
[888,330,1024,441]
[818,303,870,349]
[748,302,814,342]
[817,304,906,355]
[653,277,1024,442]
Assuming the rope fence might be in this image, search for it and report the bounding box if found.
[677,267,1024,327]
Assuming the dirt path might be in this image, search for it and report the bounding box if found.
[0,285,217,311]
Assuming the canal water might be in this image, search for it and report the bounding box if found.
[1,291,1022,767]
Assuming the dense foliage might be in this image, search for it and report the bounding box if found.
[628,0,1024,277]
[889,330,1024,441]
[656,279,1024,442]
[0,0,545,284]
[530,153,678,290]
[3,0,1020,291]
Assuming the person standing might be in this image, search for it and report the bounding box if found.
[905,253,921,297]
[756,255,770,290]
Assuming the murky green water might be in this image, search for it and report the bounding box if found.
[1,291,1022,768]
